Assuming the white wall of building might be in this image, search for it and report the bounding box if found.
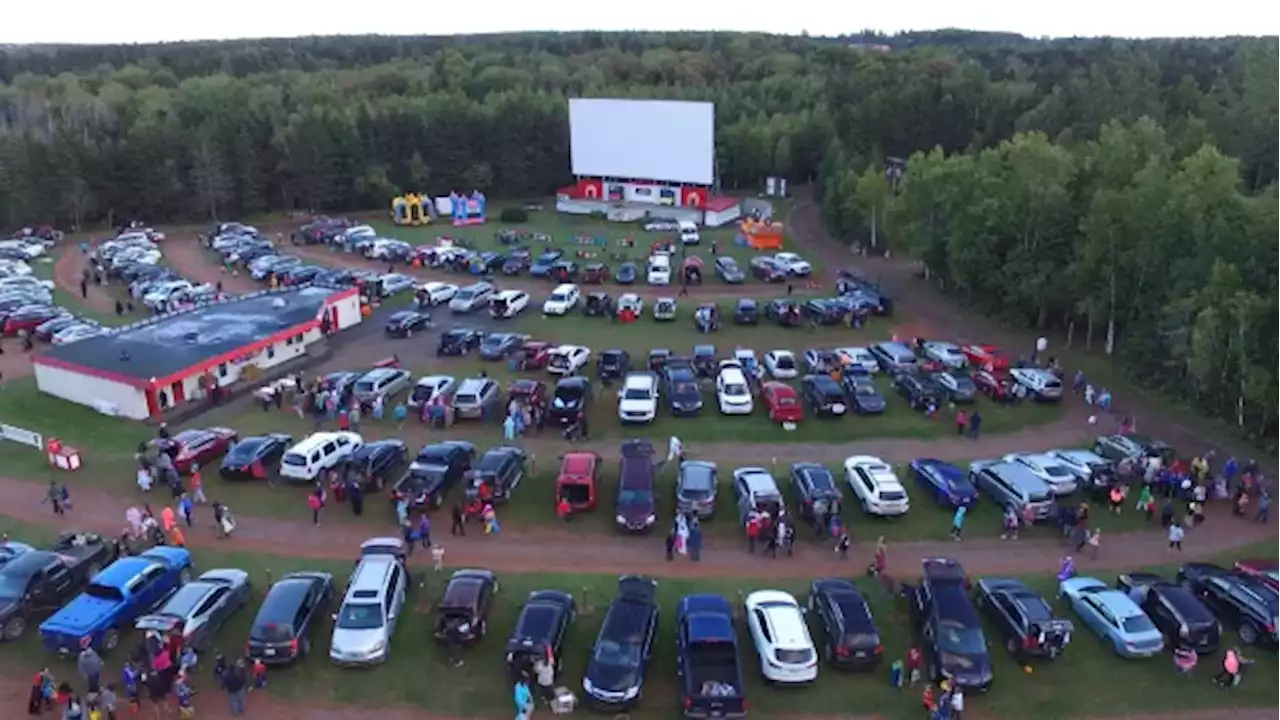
[34,363,150,420]
[329,292,362,331]
[704,205,743,227]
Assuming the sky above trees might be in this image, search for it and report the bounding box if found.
[2,0,1276,44]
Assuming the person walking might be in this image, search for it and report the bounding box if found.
[223,659,248,716]
[665,528,676,561]
[954,409,968,436]
[949,685,965,720]
[688,521,702,562]
[77,646,103,694]
[1256,493,1271,523]
[1168,521,1185,551]
[417,513,432,549]
[450,502,466,536]
[178,494,194,528]
[513,678,534,720]
[967,412,982,439]
[950,505,967,541]
[836,531,850,560]
[45,481,65,515]
[308,490,323,525]
[745,514,760,554]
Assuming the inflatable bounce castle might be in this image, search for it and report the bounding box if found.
[440,191,487,227]
[736,217,784,251]
[391,193,434,226]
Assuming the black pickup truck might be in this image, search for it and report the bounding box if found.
[676,594,747,719]
[0,532,120,641]
[974,576,1073,660]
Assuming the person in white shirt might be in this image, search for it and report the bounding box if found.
[950,686,965,719]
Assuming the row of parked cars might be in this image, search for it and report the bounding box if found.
[0,265,109,346]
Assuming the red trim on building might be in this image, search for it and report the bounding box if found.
[32,354,149,388]
[704,196,740,212]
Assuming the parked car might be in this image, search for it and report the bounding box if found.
[352,367,412,404]
[801,375,848,417]
[479,332,525,361]
[1234,559,1279,590]
[452,378,501,420]
[219,433,291,481]
[155,427,239,474]
[547,345,591,376]
[969,460,1055,522]
[750,256,786,283]
[903,558,993,691]
[467,446,527,502]
[543,283,581,315]
[893,372,943,411]
[975,577,1073,659]
[730,298,758,325]
[1009,367,1063,402]
[715,365,753,415]
[4,305,67,336]
[1114,572,1220,654]
[1059,576,1165,658]
[761,382,803,424]
[0,533,121,641]
[39,547,193,654]
[246,572,334,664]
[715,257,746,284]
[676,461,719,518]
[789,463,842,524]
[806,578,882,669]
[597,349,631,380]
[763,350,798,379]
[744,590,818,683]
[329,538,408,666]
[339,439,409,491]
[135,568,250,651]
[909,459,978,509]
[763,299,802,326]
[384,310,430,338]
[505,590,576,677]
[617,372,659,424]
[962,344,1011,372]
[556,452,601,513]
[840,372,886,414]
[392,441,476,509]
[932,370,977,404]
[437,327,484,356]
[844,455,910,516]
[1176,563,1279,647]
[417,281,458,305]
[664,365,703,417]
[548,376,592,426]
[408,375,457,409]
[732,467,785,526]
[676,595,747,718]
[1093,434,1174,466]
[583,576,659,710]
[434,569,498,645]
[920,341,968,369]
[1003,453,1079,496]
[1049,449,1114,491]
[614,262,638,285]
[615,440,657,532]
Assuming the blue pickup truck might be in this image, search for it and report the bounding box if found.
[39,547,193,655]
[676,594,747,719]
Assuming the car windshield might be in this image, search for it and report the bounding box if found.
[282,453,307,467]
[226,440,264,462]
[855,386,878,396]
[454,393,477,404]
[550,293,569,302]
[250,621,296,643]
[454,290,474,300]
[724,383,748,396]
[336,603,384,630]
[1044,465,1074,477]
[1121,615,1157,634]
[622,388,651,400]
[936,621,986,654]
[0,573,26,600]
[675,382,698,395]
[618,489,652,505]
[593,638,642,668]
[775,356,795,369]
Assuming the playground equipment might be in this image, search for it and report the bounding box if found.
[437,191,487,227]
[391,193,434,226]
[737,217,784,251]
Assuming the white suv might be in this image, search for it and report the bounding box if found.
[617,372,659,424]
[716,366,753,415]
[542,284,580,315]
[744,590,818,683]
[843,455,910,516]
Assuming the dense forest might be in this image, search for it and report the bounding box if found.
[0,31,1276,446]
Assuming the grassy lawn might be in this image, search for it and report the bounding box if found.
[0,518,1272,720]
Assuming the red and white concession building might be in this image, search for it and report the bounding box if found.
[557,98,742,227]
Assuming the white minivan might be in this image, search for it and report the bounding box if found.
[647,255,671,285]
[280,431,363,482]
[678,220,701,245]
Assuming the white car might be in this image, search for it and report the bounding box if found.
[716,366,754,415]
[143,281,194,309]
[342,225,376,244]
[643,219,679,232]
[618,293,644,315]
[547,345,591,376]
[0,240,44,259]
[843,455,910,516]
[0,276,54,291]
[772,252,812,277]
[744,590,819,684]
[490,289,529,318]
[647,255,671,285]
[763,350,799,379]
[1003,453,1079,496]
[52,325,103,345]
[0,260,33,277]
[921,341,968,369]
[1050,448,1112,484]
[836,347,878,374]
[408,375,457,409]
[418,281,458,305]
[617,372,660,424]
[542,283,581,315]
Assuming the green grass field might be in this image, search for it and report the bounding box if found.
[0,518,1272,720]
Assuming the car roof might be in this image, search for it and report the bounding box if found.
[1093,590,1145,617]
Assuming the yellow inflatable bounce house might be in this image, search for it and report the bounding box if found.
[391,193,431,226]
[739,217,784,251]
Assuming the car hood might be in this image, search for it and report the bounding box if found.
[331,628,386,655]
[619,399,656,413]
[939,652,992,687]
[586,662,639,694]
[855,395,886,410]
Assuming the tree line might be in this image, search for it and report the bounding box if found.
[0,30,1275,447]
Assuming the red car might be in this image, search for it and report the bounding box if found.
[555,451,600,512]
[962,344,1011,373]
[4,306,66,336]
[517,340,554,369]
[1234,559,1279,590]
[155,427,239,474]
[762,381,804,424]
[507,378,548,407]
[972,369,1013,402]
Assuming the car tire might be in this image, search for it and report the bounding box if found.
[103,628,120,652]
[3,615,27,641]
[1239,623,1259,645]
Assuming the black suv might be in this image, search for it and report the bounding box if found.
[764,299,802,326]
[664,366,703,416]
[467,446,528,502]
[505,590,576,676]
[597,349,631,380]
[1176,563,1278,647]
[806,578,883,669]
[733,298,758,325]
[1115,573,1219,654]
[246,572,334,664]
[974,577,1073,660]
[894,372,943,411]
[903,558,993,692]
[548,376,592,426]
[392,441,476,509]
[801,375,848,417]
[583,576,659,710]
[437,327,484,356]
[789,462,843,524]
[340,439,408,491]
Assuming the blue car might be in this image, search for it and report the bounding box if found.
[910,459,978,508]
[1058,576,1164,658]
[529,251,563,278]
[40,547,193,655]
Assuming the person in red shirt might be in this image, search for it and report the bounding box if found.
[954,409,968,436]
[745,515,761,554]
[907,646,923,685]
[556,496,571,522]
